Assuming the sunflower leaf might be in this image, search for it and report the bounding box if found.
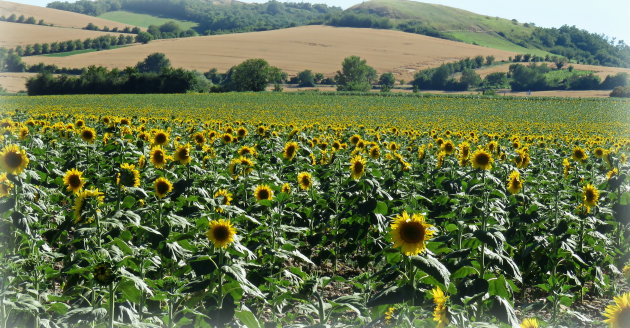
[409,254,450,289]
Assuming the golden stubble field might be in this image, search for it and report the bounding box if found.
[0,21,130,48]
[0,0,135,30]
[21,25,517,81]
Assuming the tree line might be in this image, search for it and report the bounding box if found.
[9,34,135,57]
[0,14,46,26]
[84,22,139,34]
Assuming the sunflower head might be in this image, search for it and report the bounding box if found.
[572,146,588,162]
[214,189,233,212]
[0,144,29,175]
[349,134,361,145]
[369,145,381,159]
[237,127,248,138]
[206,219,237,248]
[0,173,14,197]
[174,144,192,165]
[150,146,170,168]
[297,172,313,190]
[80,127,96,143]
[238,145,257,157]
[152,130,169,146]
[283,142,299,160]
[222,133,234,144]
[154,177,173,199]
[441,140,455,155]
[349,155,367,180]
[18,127,29,140]
[471,148,493,170]
[93,263,116,285]
[281,183,292,194]
[515,149,531,169]
[64,168,85,193]
[582,183,599,208]
[74,188,104,224]
[603,292,630,328]
[432,287,449,328]
[506,170,522,195]
[593,147,606,159]
[193,132,206,146]
[254,184,273,202]
[117,163,140,188]
[519,318,539,328]
[390,211,435,256]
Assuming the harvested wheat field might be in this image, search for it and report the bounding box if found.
[0,21,128,48]
[0,72,41,93]
[22,25,516,80]
[0,0,135,30]
[476,61,630,79]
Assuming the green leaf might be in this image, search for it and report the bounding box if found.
[122,195,135,209]
[235,306,262,328]
[409,254,450,289]
[491,296,520,328]
[488,275,510,299]
[375,201,388,215]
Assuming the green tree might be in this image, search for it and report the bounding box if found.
[378,72,395,92]
[485,55,495,66]
[224,58,280,92]
[25,16,36,24]
[460,69,481,89]
[136,53,171,73]
[136,31,153,44]
[335,56,376,92]
[296,69,315,87]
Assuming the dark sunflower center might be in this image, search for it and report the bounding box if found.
[82,131,93,140]
[585,190,595,201]
[258,189,270,200]
[286,146,296,157]
[444,144,453,152]
[596,149,603,156]
[119,171,134,186]
[511,179,520,188]
[301,176,310,185]
[68,174,82,187]
[195,135,204,143]
[178,149,189,159]
[238,129,246,136]
[157,181,170,194]
[475,153,490,165]
[155,134,167,144]
[400,221,425,244]
[153,152,164,163]
[213,226,230,242]
[353,161,364,173]
[4,151,23,169]
[574,150,584,159]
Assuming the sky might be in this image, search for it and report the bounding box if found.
[11,0,630,43]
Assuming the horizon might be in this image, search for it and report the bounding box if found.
[7,0,630,44]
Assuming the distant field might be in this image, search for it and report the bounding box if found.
[0,21,126,48]
[22,25,516,81]
[475,62,630,79]
[98,10,198,29]
[449,31,549,56]
[0,0,135,30]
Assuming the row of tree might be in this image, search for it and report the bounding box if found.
[84,22,140,34]
[412,56,497,91]
[136,21,197,44]
[0,14,45,25]
[11,34,136,57]
[508,64,628,91]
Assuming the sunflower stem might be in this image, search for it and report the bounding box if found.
[218,248,224,310]
[108,282,115,328]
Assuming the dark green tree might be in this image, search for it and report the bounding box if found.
[223,58,281,92]
[136,31,153,44]
[135,53,171,73]
[296,69,315,87]
[335,56,376,92]
[378,72,395,92]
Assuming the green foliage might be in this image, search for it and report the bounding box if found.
[0,49,26,72]
[135,31,153,44]
[135,52,170,73]
[335,56,376,92]
[378,72,395,92]
[483,72,508,89]
[610,86,630,97]
[222,58,283,92]
[296,70,315,87]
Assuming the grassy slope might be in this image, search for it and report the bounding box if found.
[348,0,550,56]
[98,11,197,29]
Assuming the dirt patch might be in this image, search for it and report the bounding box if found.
[22,25,517,81]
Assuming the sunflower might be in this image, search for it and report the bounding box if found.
[582,184,599,208]
[603,292,630,328]
[0,144,29,175]
[238,145,257,157]
[458,142,470,166]
[436,151,446,168]
[388,142,399,152]
[193,132,206,146]
[74,188,104,224]
[80,127,96,143]
[237,127,248,138]
[281,183,292,194]
[607,168,619,180]
[116,163,140,188]
[214,189,233,212]
[254,184,273,202]
[572,146,588,162]
[471,148,493,170]
[206,219,237,249]
[18,127,29,140]
[0,173,14,197]
[152,129,169,146]
[63,168,85,193]
[138,155,146,169]
[228,156,255,179]
[93,263,115,285]
[283,142,299,160]
[174,144,192,165]
[507,170,523,194]
[417,146,426,160]
[520,318,539,328]
[221,133,234,144]
[384,307,395,324]
[349,134,361,145]
[390,211,435,256]
[563,158,571,178]
[593,147,606,159]
[349,155,367,180]
[150,146,170,168]
[297,172,313,190]
[441,140,455,155]
[432,287,449,328]
[75,119,85,128]
[154,177,173,199]
[514,149,531,169]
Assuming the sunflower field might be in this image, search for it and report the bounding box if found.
[0,93,629,328]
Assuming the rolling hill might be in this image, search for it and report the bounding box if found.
[21,25,516,81]
[0,0,136,30]
[0,21,130,48]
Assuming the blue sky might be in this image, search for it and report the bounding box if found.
[11,0,630,43]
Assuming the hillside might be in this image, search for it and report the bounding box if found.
[0,0,135,30]
[98,10,197,29]
[0,21,129,48]
[21,25,516,81]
